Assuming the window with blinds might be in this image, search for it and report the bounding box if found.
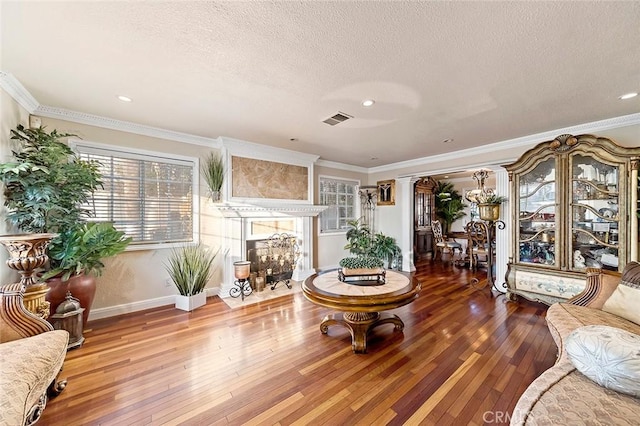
[73,142,198,246]
[318,177,358,233]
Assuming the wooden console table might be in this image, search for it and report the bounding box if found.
[302,270,421,353]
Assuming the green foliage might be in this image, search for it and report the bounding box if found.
[201,152,225,196]
[0,125,102,233]
[476,192,507,204]
[1,124,130,279]
[344,219,374,256]
[165,244,218,296]
[371,232,401,261]
[339,256,384,269]
[42,223,132,281]
[341,219,400,269]
[434,180,467,234]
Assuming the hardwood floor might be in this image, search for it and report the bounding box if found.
[41,260,556,425]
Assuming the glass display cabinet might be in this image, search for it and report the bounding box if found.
[414,177,437,260]
[504,134,639,305]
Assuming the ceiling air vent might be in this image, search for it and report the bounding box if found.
[322,111,353,126]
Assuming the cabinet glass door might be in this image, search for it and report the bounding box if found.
[517,157,557,266]
[571,154,620,271]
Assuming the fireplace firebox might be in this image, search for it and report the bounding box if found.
[247,233,300,290]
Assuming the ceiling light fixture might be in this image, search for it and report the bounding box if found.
[618,92,638,100]
[362,99,375,107]
[117,95,132,102]
[442,138,454,143]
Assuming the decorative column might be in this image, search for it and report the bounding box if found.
[494,168,510,293]
[397,177,416,272]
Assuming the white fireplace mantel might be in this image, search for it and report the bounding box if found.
[215,202,328,218]
[216,202,327,298]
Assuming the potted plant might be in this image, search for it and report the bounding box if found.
[201,152,225,202]
[338,219,401,282]
[434,180,467,235]
[476,192,507,221]
[0,124,131,324]
[165,243,217,311]
[372,232,401,269]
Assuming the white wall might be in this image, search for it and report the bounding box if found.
[0,88,30,286]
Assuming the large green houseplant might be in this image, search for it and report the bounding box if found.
[0,125,131,323]
[434,180,467,235]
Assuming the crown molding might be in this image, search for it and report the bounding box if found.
[371,113,640,175]
[34,105,220,148]
[315,159,369,174]
[219,136,319,166]
[0,71,39,113]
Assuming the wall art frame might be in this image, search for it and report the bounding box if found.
[377,179,395,206]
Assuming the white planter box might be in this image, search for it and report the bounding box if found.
[175,292,207,311]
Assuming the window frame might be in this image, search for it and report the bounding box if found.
[318,175,360,235]
[70,139,200,251]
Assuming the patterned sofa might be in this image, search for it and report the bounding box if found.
[511,263,640,426]
[0,283,69,425]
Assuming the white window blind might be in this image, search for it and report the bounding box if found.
[319,177,358,233]
[74,143,197,246]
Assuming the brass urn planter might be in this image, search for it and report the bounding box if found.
[478,203,501,221]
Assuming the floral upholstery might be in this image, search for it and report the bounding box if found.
[0,330,68,426]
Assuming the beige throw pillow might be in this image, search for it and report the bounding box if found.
[602,262,640,325]
[566,325,640,397]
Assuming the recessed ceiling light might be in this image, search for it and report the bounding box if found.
[290,138,298,142]
[117,95,132,102]
[362,99,375,107]
[370,157,379,161]
[442,138,454,143]
[618,92,638,100]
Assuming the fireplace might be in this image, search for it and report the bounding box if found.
[246,233,299,290]
[215,203,327,298]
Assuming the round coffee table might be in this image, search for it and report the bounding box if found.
[303,270,421,353]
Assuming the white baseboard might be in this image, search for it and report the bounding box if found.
[89,286,221,321]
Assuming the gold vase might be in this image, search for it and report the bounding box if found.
[0,233,58,318]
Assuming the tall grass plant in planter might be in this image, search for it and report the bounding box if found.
[166,244,217,311]
[201,152,225,202]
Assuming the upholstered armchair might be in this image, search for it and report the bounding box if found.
[0,283,69,425]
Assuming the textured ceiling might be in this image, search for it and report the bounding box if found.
[1,1,639,167]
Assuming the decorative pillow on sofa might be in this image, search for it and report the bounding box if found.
[602,261,640,325]
[566,325,640,397]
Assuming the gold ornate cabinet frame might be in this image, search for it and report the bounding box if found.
[503,134,639,305]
